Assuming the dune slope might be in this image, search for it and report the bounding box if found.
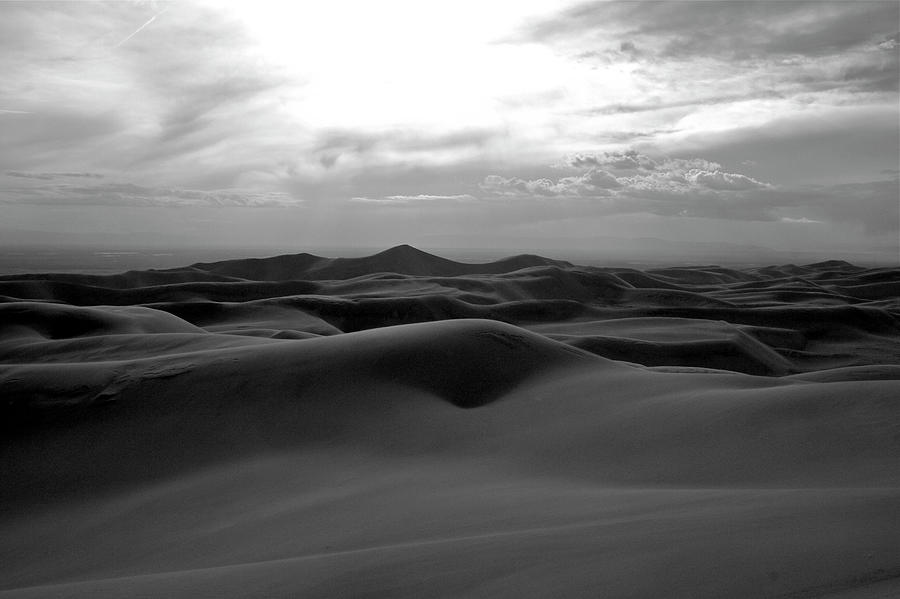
[2,246,899,598]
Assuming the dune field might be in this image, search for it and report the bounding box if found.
[1,244,899,598]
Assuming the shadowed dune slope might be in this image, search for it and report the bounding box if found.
[1,321,899,597]
[2,246,900,598]
[0,318,598,424]
[0,302,205,341]
[0,268,245,289]
[1,248,898,373]
[1,247,896,375]
[530,317,795,375]
[189,244,573,281]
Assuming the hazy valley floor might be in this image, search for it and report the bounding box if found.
[2,245,899,598]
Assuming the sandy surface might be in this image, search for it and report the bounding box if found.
[2,246,899,598]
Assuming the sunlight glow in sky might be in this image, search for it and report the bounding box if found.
[1,1,898,261]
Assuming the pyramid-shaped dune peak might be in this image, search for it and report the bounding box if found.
[368,244,451,266]
[360,244,457,273]
[374,244,435,257]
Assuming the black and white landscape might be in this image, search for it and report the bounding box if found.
[1,2,899,598]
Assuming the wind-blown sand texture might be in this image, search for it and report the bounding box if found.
[2,245,899,598]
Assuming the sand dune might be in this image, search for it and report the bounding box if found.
[2,245,899,598]
[187,244,573,281]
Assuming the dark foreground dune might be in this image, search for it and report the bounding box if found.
[2,245,899,598]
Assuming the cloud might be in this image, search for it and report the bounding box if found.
[0,177,302,208]
[522,1,899,61]
[685,169,768,191]
[385,194,476,202]
[489,152,774,211]
[582,90,787,116]
[5,171,104,180]
[366,148,897,237]
[351,194,477,205]
[767,179,900,235]
[0,2,299,186]
[780,217,823,224]
[513,0,899,158]
[578,169,622,189]
[482,175,559,197]
[878,32,899,51]
[312,127,503,171]
[0,0,895,259]
[565,150,656,170]
[563,151,759,192]
[662,104,900,186]
[0,109,125,171]
[476,150,892,233]
[480,173,620,197]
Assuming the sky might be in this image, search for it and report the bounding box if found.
[1,0,898,262]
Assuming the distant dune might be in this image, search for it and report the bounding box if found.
[188,244,573,281]
[2,246,899,598]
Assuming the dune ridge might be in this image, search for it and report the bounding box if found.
[2,245,899,598]
[2,245,897,373]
